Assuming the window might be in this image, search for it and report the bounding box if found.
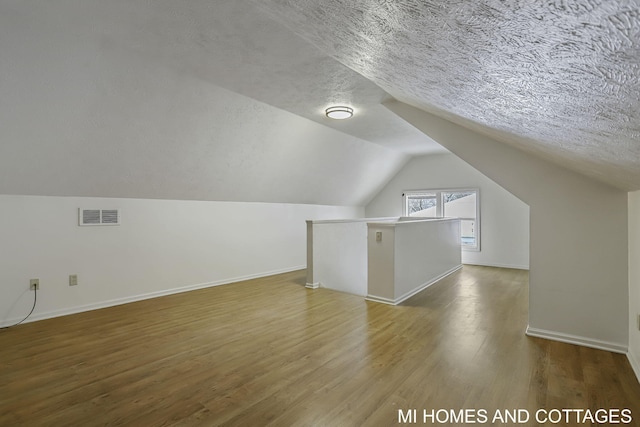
[403,189,480,250]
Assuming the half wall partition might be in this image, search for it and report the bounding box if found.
[306,217,461,304]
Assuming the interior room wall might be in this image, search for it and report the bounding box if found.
[0,195,362,327]
[366,153,530,269]
[386,101,628,353]
[629,191,640,380]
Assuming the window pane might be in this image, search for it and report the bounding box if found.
[443,191,478,249]
[460,219,476,246]
[404,189,479,250]
[407,193,437,216]
[442,191,476,219]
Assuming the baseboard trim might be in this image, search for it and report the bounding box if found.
[462,261,529,270]
[628,350,640,385]
[364,294,396,305]
[525,326,628,354]
[0,265,305,328]
[305,282,320,289]
[366,264,462,306]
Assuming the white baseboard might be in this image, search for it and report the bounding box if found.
[628,350,640,385]
[0,265,305,328]
[462,261,529,270]
[364,294,396,305]
[525,326,628,354]
[366,264,462,306]
[305,282,320,289]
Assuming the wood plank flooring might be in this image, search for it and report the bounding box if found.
[1,266,639,426]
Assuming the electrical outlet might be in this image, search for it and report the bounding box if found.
[69,274,78,286]
[29,279,40,290]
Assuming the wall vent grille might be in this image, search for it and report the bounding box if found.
[79,209,121,226]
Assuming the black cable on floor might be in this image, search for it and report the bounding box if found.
[0,288,37,329]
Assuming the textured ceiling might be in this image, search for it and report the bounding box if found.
[3,0,638,205]
[98,0,443,155]
[258,0,640,190]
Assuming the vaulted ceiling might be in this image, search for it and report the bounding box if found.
[0,0,638,206]
[259,0,640,190]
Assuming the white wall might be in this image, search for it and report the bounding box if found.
[629,191,640,380]
[366,153,530,269]
[310,220,370,296]
[0,195,362,326]
[392,218,461,302]
[366,218,461,304]
[387,101,628,353]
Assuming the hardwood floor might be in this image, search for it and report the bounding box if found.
[1,266,639,426]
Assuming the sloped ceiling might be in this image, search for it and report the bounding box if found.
[3,1,637,206]
[0,0,445,206]
[258,0,640,191]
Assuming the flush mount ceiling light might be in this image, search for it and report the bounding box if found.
[325,106,353,120]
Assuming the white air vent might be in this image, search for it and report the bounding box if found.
[79,208,121,226]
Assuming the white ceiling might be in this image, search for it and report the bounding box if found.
[1,0,638,206]
[258,0,640,191]
[1,0,442,206]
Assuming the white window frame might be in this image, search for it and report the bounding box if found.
[402,188,480,251]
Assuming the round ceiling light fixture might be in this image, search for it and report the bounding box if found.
[325,106,354,120]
